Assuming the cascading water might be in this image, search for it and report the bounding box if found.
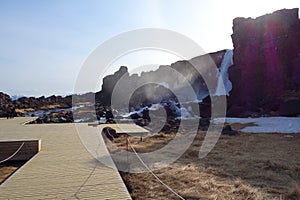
[215,49,234,96]
[121,50,234,119]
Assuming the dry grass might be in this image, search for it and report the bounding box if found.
[107,123,300,200]
[16,104,67,115]
[15,108,35,114]
[286,186,300,200]
[110,133,176,153]
[39,104,66,110]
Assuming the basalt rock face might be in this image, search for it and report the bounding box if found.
[96,66,130,106]
[0,92,12,117]
[96,50,226,108]
[228,8,300,117]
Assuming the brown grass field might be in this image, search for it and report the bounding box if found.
[108,123,300,200]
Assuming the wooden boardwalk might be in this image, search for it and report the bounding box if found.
[99,123,149,136]
[0,118,132,200]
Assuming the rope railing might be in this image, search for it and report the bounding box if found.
[0,142,25,164]
[104,127,185,200]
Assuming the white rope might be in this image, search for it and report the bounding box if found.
[127,139,185,200]
[0,142,25,164]
[74,161,98,200]
[105,128,185,199]
[74,126,102,199]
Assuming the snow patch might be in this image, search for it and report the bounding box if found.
[223,117,300,133]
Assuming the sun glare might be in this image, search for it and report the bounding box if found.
[230,0,299,18]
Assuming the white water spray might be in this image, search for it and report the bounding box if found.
[215,49,233,96]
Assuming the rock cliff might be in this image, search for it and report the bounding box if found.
[95,50,226,108]
[228,8,300,116]
[0,92,12,117]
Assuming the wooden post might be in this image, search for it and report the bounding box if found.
[126,135,129,171]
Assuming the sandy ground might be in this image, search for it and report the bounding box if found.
[107,123,300,200]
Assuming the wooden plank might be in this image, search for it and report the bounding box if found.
[0,118,132,200]
[99,123,149,134]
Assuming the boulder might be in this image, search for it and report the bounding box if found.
[29,111,74,124]
[102,127,118,140]
[222,125,238,136]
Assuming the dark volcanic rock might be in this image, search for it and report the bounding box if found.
[0,92,74,118]
[102,127,119,140]
[95,50,226,107]
[29,111,74,124]
[222,125,238,136]
[279,98,300,116]
[0,92,12,117]
[12,95,72,118]
[96,66,129,106]
[14,95,72,110]
[93,50,226,129]
[228,8,300,117]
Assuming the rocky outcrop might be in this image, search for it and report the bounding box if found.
[222,125,238,136]
[28,111,73,124]
[228,8,300,117]
[14,95,72,111]
[96,66,129,106]
[0,92,12,117]
[96,50,226,108]
[0,91,73,118]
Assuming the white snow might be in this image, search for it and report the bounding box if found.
[223,117,300,133]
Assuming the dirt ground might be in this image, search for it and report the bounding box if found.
[108,123,300,200]
[0,161,25,185]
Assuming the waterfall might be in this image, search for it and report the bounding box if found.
[120,50,234,119]
[215,49,234,96]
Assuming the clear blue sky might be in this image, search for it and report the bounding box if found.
[0,0,299,97]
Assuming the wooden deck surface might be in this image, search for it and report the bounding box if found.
[0,118,132,200]
[99,123,149,134]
